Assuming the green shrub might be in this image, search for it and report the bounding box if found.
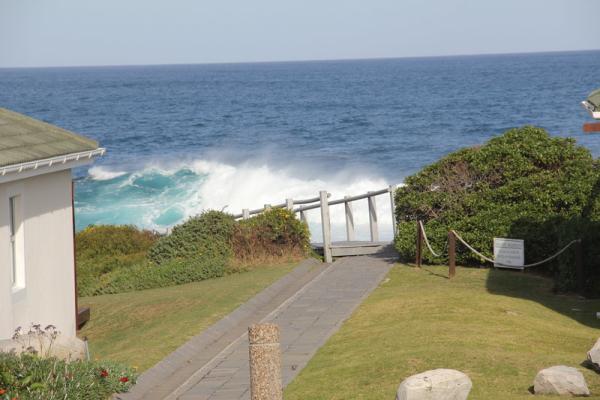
[76,225,159,297]
[394,126,599,295]
[76,209,310,296]
[148,211,235,265]
[76,225,158,260]
[0,352,136,400]
[90,256,227,295]
[232,208,311,265]
[77,255,149,297]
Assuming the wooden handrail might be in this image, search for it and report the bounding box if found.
[233,187,395,218]
[232,194,329,219]
[293,187,392,213]
[232,185,399,261]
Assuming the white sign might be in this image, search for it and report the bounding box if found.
[493,238,524,270]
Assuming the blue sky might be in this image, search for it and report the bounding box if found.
[1,0,599,67]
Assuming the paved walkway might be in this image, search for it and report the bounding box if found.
[118,252,394,400]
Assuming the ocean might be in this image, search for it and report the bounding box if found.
[1,50,599,241]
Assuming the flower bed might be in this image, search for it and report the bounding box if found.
[0,351,136,400]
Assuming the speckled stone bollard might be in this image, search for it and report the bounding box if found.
[249,323,282,400]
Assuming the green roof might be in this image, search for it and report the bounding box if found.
[0,108,99,168]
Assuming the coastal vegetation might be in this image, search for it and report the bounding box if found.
[285,264,600,399]
[394,126,600,296]
[76,208,309,296]
[71,125,600,396]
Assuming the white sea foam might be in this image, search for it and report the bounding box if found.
[88,166,127,181]
[78,159,400,241]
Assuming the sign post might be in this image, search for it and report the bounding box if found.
[493,238,524,270]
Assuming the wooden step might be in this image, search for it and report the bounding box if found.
[312,241,393,257]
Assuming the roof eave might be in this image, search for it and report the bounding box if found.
[0,148,105,184]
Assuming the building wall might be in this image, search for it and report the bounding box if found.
[0,169,76,340]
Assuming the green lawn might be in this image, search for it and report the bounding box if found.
[285,264,600,400]
[78,263,295,371]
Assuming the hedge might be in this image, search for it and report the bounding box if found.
[231,208,311,266]
[148,211,235,265]
[76,225,159,295]
[84,256,227,295]
[394,126,600,296]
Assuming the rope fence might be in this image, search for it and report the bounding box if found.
[450,230,581,269]
[415,220,583,279]
[418,221,445,258]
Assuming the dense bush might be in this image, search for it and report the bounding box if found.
[85,256,227,295]
[77,209,310,296]
[231,208,311,266]
[0,352,135,400]
[394,126,600,295]
[148,211,235,265]
[76,225,159,296]
[76,225,159,260]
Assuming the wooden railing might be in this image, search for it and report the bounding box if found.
[233,186,397,262]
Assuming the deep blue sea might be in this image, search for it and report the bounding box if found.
[1,51,599,240]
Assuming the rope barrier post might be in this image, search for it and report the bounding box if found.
[416,220,422,268]
[448,230,456,278]
[576,240,584,294]
[249,323,283,400]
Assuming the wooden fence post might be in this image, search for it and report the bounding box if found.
[248,323,282,400]
[345,196,355,241]
[300,209,308,224]
[286,198,294,211]
[320,191,333,263]
[389,185,397,237]
[448,231,456,278]
[368,193,379,242]
[576,240,584,294]
[416,220,422,268]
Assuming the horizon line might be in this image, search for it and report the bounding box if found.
[1,48,599,70]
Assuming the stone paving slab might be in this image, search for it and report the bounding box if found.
[118,251,394,400]
[117,258,328,400]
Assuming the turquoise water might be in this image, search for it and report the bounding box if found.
[0,50,598,235]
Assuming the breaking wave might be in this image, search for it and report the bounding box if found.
[75,159,398,241]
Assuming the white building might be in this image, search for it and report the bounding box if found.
[0,108,104,341]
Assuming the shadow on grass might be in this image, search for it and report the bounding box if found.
[483,187,600,329]
[485,266,600,329]
[421,266,450,280]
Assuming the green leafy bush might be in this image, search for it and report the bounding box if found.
[76,209,310,296]
[76,226,159,296]
[148,210,235,265]
[232,208,311,266]
[77,225,158,260]
[88,256,227,295]
[394,126,599,295]
[0,352,136,400]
